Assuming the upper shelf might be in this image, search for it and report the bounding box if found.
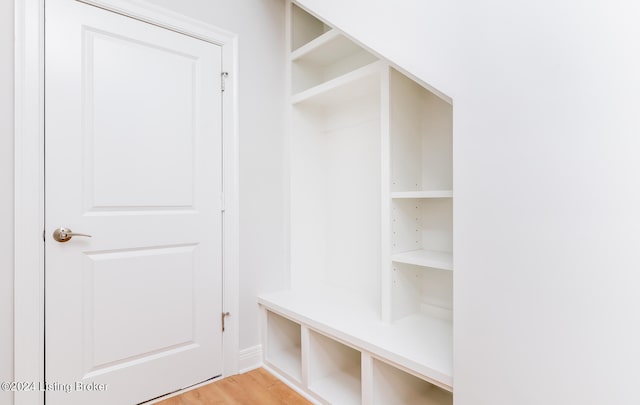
[291,3,330,51]
[291,29,378,95]
[291,61,383,107]
[291,29,363,64]
[392,190,453,199]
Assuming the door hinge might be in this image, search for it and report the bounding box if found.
[43,229,46,242]
[221,312,230,332]
[221,192,225,212]
[221,71,229,92]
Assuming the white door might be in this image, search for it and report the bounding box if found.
[45,0,223,404]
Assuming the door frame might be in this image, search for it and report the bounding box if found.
[14,1,240,403]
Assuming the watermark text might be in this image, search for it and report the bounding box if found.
[1,381,109,393]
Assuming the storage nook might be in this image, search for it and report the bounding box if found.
[264,311,302,383]
[308,331,362,404]
[259,2,454,403]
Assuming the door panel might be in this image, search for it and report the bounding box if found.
[45,0,223,403]
[86,245,197,368]
[87,28,197,208]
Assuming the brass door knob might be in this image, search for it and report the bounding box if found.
[52,227,92,243]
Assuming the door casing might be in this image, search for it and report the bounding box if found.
[14,1,239,404]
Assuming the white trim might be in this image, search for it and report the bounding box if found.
[14,1,45,404]
[219,16,240,380]
[14,1,240,403]
[282,0,292,291]
[77,0,233,45]
[238,345,263,374]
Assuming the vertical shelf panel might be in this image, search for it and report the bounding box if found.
[390,68,452,193]
[420,89,453,192]
[388,66,454,327]
[290,74,382,309]
[308,330,362,404]
[373,359,453,405]
[390,68,422,192]
[265,311,302,382]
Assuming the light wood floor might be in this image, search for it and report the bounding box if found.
[155,368,311,405]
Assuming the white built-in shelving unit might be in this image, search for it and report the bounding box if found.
[259,2,454,403]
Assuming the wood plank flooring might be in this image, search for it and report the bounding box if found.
[155,368,311,405]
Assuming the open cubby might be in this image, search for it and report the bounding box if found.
[373,359,453,405]
[390,68,452,194]
[291,4,330,51]
[391,198,453,267]
[308,330,362,404]
[265,311,302,382]
[391,262,453,322]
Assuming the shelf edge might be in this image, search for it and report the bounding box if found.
[291,60,384,105]
[391,250,453,271]
[391,190,453,199]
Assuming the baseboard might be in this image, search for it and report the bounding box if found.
[238,344,263,374]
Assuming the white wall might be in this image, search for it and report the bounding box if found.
[1,2,285,396]
[141,0,288,352]
[297,0,640,404]
[1,0,15,404]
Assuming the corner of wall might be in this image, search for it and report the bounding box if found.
[1,0,15,404]
[238,345,263,374]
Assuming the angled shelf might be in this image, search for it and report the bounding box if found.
[291,29,378,94]
[392,190,453,199]
[291,61,383,106]
[291,29,342,61]
[392,249,453,271]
